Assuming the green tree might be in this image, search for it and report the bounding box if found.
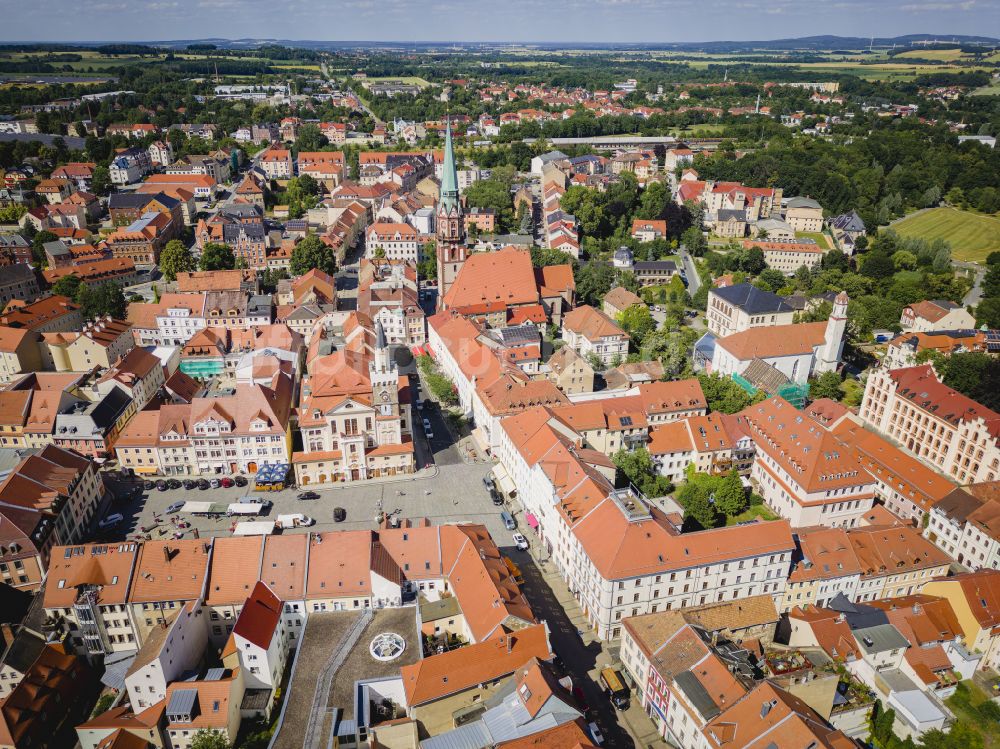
[76,282,126,320]
[616,304,655,348]
[612,448,673,498]
[574,261,615,307]
[418,241,438,280]
[31,230,58,267]
[91,165,111,195]
[289,234,336,276]
[159,239,196,282]
[189,730,231,749]
[295,123,326,152]
[741,247,767,275]
[199,243,236,272]
[681,225,707,257]
[463,178,514,232]
[810,371,845,401]
[975,296,1000,329]
[677,481,719,532]
[697,373,760,414]
[51,274,82,298]
[714,470,747,517]
[754,268,788,293]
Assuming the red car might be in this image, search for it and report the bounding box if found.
[220,477,234,488]
[572,686,590,714]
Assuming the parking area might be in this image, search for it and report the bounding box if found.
[100,460,519,548]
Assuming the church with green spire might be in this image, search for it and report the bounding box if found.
[435,116,466,307]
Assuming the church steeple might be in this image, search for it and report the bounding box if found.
[440,116,460,214]
[435,115,466,308]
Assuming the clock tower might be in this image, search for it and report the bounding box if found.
[369,320,398,419]
[435,116,466,308]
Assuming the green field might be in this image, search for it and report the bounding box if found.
[364,76,432,88]
[891,207,1000,263]
[895,48,968,61]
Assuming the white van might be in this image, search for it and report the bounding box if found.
[276,513,315,529]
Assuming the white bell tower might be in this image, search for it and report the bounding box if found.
[816,291,849,374]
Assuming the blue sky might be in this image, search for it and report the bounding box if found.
[4,0,998,43]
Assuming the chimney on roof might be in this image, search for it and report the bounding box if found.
[162,545,172,562]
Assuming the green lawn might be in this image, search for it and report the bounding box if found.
[945,680,1000,749]
[795,231,831,250]
[725,503,779,526]
[891,207,1000,263]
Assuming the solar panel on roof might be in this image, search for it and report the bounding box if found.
[166,688,198,718]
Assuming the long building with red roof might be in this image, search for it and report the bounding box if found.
[860,364,1000,485]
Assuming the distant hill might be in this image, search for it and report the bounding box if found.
[13,34,1000,52]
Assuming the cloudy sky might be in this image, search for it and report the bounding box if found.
[4,0,998,43]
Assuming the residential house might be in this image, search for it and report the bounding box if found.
[544,345,595,396]
[602,287,645,318]
[561,305,629,367]
[38,317,134,372]
[0,264,40,307]
[366,222,421,263]
[900,300,976,333]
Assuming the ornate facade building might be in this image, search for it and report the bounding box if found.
[292,320,415,484]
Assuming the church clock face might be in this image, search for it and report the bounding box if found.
[380,391,391,402]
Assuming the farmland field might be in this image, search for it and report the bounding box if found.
[891,207,1000,263]
[364,76,432,88]
[894,48,967,61]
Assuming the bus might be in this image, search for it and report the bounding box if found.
[599,668,630,710]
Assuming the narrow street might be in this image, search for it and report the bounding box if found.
[505,508,669,749]
[679,246,701,296]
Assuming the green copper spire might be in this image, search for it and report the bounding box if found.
[439,116,460,213]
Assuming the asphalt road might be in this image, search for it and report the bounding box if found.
[101,458,513,546]
[679,246,701,296]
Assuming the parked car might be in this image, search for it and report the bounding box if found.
[500,510,516,530]
[155,480,167,492]
[491,490,504,507]
[98,513,124,529]
[423,418,433,438]
[512,532,529,551]
[182,480,195,490]
[482,476,494,491]
[297,491,319,501]
[572,686,589,714]
[220,477,234,488]
[210,479,221,489]
[333,507,346,522]
[143,480,155,491]
[166,479,181,490]
[197,479,210,490]
[234,476,248,487]
[166,501,185,514]
[588,722,605,746]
